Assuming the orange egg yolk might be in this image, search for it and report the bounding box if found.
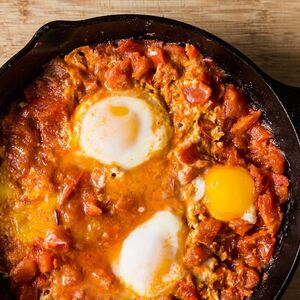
[204,165,255,221]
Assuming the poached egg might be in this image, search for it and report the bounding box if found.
[73,92,172,169]
[191,166,257,223]
[113,211,185,297]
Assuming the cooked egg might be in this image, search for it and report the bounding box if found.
[204,165,255,221]
[72,92,172,170]
[113,211,185,297]
[241,204,257,224]
[192,175,205,201]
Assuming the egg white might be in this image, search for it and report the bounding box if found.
[241,205,257,224]
[192,175,205,201]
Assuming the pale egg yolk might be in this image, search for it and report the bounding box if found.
[204,165,255,221]
[102,104,140,149]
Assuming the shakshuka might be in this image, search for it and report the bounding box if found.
[0,39,289,300]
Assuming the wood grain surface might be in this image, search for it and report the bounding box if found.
[0,1,299,299]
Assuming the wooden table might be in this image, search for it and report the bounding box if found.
[0,1,299,299]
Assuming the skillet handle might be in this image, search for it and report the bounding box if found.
[266,78,300,138]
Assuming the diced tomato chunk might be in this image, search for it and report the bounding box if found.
[83,202,102,216]
[258,190,282,235]
[185,44,200,60]
[117,39,144,53]
[175,275,200,300]
[249,164,264,194]
[223,85,248,119]
[204,57,225,84]
[230,262,260,290]
[105,59,132,89]
[182,82,212,105]
[146,45,165,66]
[249,124,273,142]
[237,231,275,269]
[10,258,38,285]
[246,271,260,290]
[44,227,72,252]
[53,258,59,269]
[184,244,210,267]
[225,146,245,166]
[59,171,84,206]
[232,134,248,150]
[194,218,222,246]
[127,52,152,80]
[271,173,289,203]
[215,145,245,166]
[153,62,178,87]
[179,144,201,164]
[90,267,114,290]
[164,44,187,60]
[230,111,261,135]
[38,251,53,273]
[60,264,82,286]
[32,274,49,290]
[249,139,285,174]
[229,219,253,236]
[198,117,215,142]
[265,144,285,174]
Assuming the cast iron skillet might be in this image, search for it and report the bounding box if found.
[0,14,299,300]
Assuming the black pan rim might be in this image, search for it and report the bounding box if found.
[0,14,289,89]
[0,14,299,299]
